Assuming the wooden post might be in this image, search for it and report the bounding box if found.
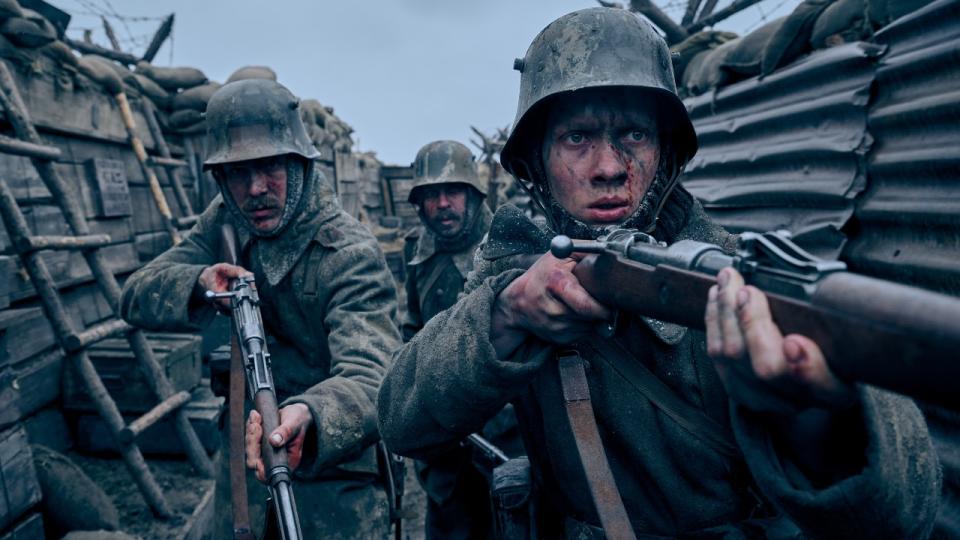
[141,14,174,64]
[681,0,704,27]
[629,0,689,44]
[142,99,195,217]
[114,91,182,244]
[64,37,139,66]
[101,16,121,53]
[687,0,765,33]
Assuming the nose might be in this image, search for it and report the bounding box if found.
[249,171,270,197]
[592,142,627,184]
[436,191,451,208]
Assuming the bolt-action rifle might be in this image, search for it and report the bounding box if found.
[550,229,960,408]
[207,223,303,540]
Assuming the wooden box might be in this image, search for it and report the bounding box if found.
[0,308,56,369]
[74,386,222,456]
[0,426,41,531]
[0,512,43,540]
[63,333,201,413]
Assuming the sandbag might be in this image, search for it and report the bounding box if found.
[723,17,786,76]
[0,0,23,19]
[226,65,277,83]
[670,31,738,85]
[171,81,221,112]
[168,108,203,129]
[681,49,712,93]
[32,446,119,538]
[77,55,122,94]
[761,0,835,76]
[40,39,78,68]
[811,0,870,47]
[132,72,170,107]
[135,60,207,91]
[300,98,325,127]
[0,10,55,49]
[687,38,740,95]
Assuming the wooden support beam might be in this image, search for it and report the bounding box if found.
[150,156,189,168]
[141,14,174,64]
[630,0,689,44]
[64,37,139,66]
[22,234,113,253]
[695,0,721,23]
[119,391,192,444]
[681,0,704,27]
[64,318,131,353]
[101,16,121,53]
[174,215,199,229]
[0,135,61,160]
[687,0,766,32]
[142,99,195,217]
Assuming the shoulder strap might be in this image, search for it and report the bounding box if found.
[419,253,453,301]
[593,339,739,458]
[557,350,638,540]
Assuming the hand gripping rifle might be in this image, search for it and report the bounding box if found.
[207,223,303,540]
[550,229,960,408]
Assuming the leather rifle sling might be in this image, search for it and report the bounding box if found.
[230,331,255,540]
[557,350,637,540]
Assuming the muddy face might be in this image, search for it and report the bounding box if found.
[220,155,289,233]
[419,184,469,237]
[542,89,660,226]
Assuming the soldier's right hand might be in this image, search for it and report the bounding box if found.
[198,263,252,308]
[491,252,611,358]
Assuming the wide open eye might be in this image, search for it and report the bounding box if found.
[564,132,586,145]
[627,129,650,143]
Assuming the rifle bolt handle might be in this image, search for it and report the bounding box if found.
[551,235,574,259]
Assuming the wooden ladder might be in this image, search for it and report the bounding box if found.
[0,62,214,519]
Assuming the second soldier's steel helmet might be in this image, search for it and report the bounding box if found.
[499,7,698,181]
[408,140,486,204]
[203,79,321,169]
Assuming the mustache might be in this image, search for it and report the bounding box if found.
[431,209,461,222]
[241,196,282,212]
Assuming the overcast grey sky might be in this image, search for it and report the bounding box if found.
[59,0,800,165]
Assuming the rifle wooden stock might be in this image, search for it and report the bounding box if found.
[574,250,960,407]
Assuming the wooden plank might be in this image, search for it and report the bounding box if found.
[177,482,215,540]
[0,426,42,531]
[0,256,12,309]
[0,512,44,540]
[63,333,202,413]
[134,231,173,263]
[86,157,133,217]
[12,349,63,418]
[0,309,56,368]
[6,241,139,304]
[0,369,20,431]
[21,407,70,454]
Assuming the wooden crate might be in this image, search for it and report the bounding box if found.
[0,512,43,540]
[12,348,62,419]
[0,308,56,369]
[75,386,222,455]
[63,333,201,413]
[0,426,41,531]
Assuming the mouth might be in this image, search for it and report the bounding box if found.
[247,207,279,221]
[585,197,632,222]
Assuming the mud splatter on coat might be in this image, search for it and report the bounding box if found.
[379,188,940,539]
[121,167,400,539]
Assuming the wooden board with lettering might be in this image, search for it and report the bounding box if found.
[86,158,132,217]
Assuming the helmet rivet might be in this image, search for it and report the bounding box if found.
[513,58,525,72]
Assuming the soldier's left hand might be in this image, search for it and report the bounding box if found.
[704,267,856,414]
[244,404,312,483]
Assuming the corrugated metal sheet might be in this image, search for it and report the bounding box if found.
[682,42,883,258]
[843,0,960,293]
[682,0,960,294]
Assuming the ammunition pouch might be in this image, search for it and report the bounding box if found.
[491,456,535,540]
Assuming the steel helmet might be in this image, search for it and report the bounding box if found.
[408,140,486,204]
[500,7,698,181]
[203,79,321,169]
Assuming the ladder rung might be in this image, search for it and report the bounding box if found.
[0,134,61,161]
[150,156,188,168]
[119,391,192,444]
[20,233,112,252]
[64,318,131,352]
[174,215,199,228]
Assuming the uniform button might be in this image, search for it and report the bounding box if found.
[436,289,444,296]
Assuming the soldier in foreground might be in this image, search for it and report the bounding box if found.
[402,140,522,538]
[120,80,400,538]
[379,8,940,538]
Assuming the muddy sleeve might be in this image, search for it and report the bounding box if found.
[400,267,423,342]
[281,237,401,475]
[119,200,223,332]
[732,386,941,539]
[378,268,551,460]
